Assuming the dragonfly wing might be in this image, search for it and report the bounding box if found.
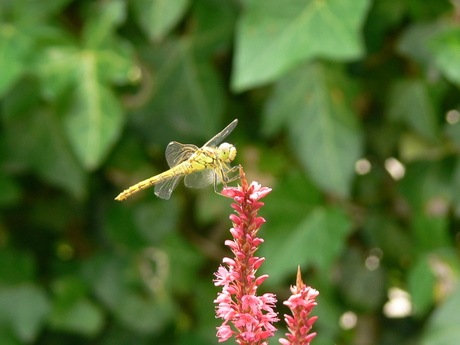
[203,119,238,148]
[154,175,182,200]
[165,142,198,168]
[184,169,215,189]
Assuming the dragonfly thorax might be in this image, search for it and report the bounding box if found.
[218,142,237,162]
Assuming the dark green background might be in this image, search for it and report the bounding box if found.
[1,0,459,344]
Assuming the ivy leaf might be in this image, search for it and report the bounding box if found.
[131,0,190,42]
[2,81,86,198]
[429,27,460,85]
[264,62,363,197]
[64,55,124,170]
[0,285,50,342]
[408,255,436,317]
[387,78,439,142]
[37,109,88,197]
[35,43,132,170]
[262,206,352,285]
[49,276,104,336]
[190,0,237,56]
[133,39,225,145]
[232,0,370,90]
[0,24,33,96]
[82,0,127,48]
[421,284,460,345]
[397,21,448,70]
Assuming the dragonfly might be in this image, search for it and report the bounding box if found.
[115,119,240,201]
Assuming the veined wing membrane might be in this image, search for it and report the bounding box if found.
[184,169,215,189]
[165,142,198,168]
[154,175,182,200]
[203,119,238,148]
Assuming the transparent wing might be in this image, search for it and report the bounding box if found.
[184,169,215,189]
[203,119,238,148]
[165,142,198,168]
[154,175,182,200]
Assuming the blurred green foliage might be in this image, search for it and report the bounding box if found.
[1,0,460,344]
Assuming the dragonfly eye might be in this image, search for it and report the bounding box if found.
[219,142,237,162]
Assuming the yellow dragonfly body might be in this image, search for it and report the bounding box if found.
[115,119,239,201]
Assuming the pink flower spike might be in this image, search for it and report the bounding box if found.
[279,267,319,345]
[214,169,277,344]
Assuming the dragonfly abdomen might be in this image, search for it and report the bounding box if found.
[115,162,193,201]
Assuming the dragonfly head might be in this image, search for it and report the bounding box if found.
[218,142,237,163]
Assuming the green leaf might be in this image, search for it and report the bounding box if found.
[34,32,133,171]
[408,255,436,317]
[399,159,456,211]
[81,253,127,310]
[0,173,21,206]
[133,39,225,145]
[1,0,71,23]
[364,0,405,53]
[106,206,151,249]
[338,248,386,311]
[264,62,363,197]
[0,327,22,345]
[35,38,133,99]
[64,51,124,170]
[0,248,35,284]
[261,169,323,233]
[190,0,238,56]
[421,284,460,345]
[362,212,412,266]
[49,276,104,336]
[95,41,135,84]
[387,78,439,142]
[49,299,104,336]
[406,0,451,21]
[132,0,190,42]
[453,159,460,208]
[262,206,352,285]
[114,293,176,334]
[0,24,32,96]
[82,0,127,48]
[163,232,205,294]
[2,81,87,198]
[134,200,180,244]
[51,275,88,304]
[36,110,88,198]
[232,0,370,90]
[0,285,50,342]
[429,27,460,85]
[412,210,450,254]
[397,21,448,69]
[34,45,81,100]
[445,119,460,149]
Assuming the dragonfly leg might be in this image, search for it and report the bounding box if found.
[222,165,241,184]
[214,164,242,196]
